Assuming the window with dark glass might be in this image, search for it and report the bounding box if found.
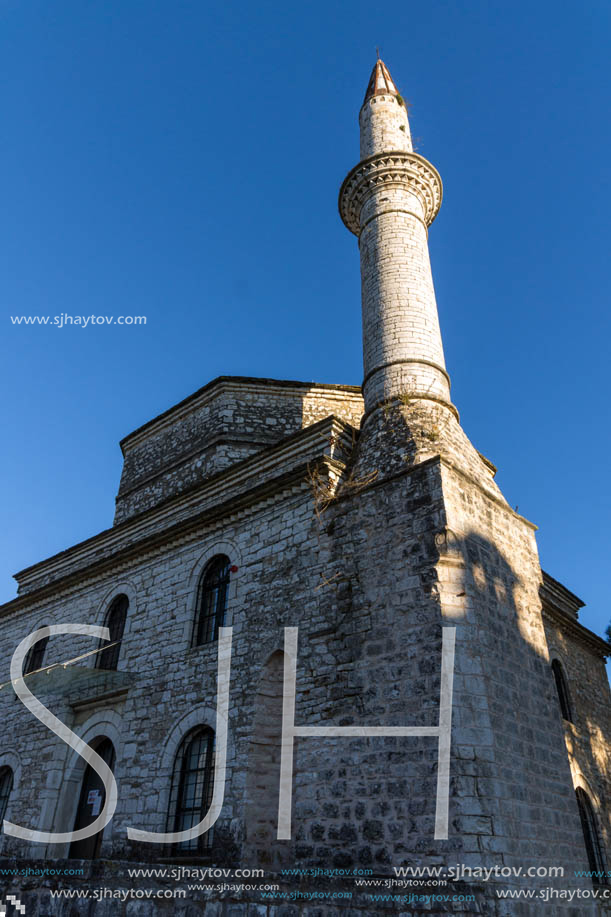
[166,727,215,854]
[575,788,607,881]
[23,628,49,675]
[551,659,573,723]
[96,595,129,671]
[193,556,230,646]
[0,767,13,825]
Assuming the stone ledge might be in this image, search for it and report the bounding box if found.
[4,417,357,609]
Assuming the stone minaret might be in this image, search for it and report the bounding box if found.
[329,60,598,902]
[339,59,454,416]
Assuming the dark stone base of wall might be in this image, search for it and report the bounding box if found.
[2,859,609,916]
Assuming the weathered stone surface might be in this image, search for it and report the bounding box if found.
[115,378,363,524]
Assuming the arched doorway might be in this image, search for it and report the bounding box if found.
[69,737,115,859]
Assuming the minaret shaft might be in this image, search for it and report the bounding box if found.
[340,60,453,415]
[359,181,450,409]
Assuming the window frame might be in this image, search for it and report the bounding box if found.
[96,594,129,671]
[575,787,607,883]
[192,555,231,647]
[0,767,14,826]
[166,726,215,856]
[23,628,49,676]
[551,658,573,723]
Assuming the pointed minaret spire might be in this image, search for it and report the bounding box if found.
[359,57,413,158]
[339,59,454,416]
[363,57,398,103]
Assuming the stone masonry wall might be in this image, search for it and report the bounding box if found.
[1,413,608,913]
[115,380,363,523]
[437,460,594,890]
[543,617,611,867]
[359,93,412,159]
[0,479,326,863]
[342,396,606,904]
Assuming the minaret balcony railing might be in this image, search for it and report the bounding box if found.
[339,151,442,236]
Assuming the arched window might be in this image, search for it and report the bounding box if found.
[551,659,573,723]
[193,556,230,646]
[23,627,49,675]
[0,767,14,825]
[96,595,129,671]
[166,727,215,854]
[575,788,607,881]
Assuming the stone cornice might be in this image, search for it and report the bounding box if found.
[361,357,452,392]
[116,433,272,500]
[0,472,314,621]
[339,151,443,236]
[331,452,537,534]
[540,570,584,619]
[438,456,537,530]
[9,416,356,602]
[542,602,610,659]
[359,395,460,429]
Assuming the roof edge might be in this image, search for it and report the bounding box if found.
[11,414,358,593]
[119,375,362,454]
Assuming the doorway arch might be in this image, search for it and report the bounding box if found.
[68,737,116,859]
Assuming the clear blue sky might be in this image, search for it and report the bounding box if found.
[1,2,609,647]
